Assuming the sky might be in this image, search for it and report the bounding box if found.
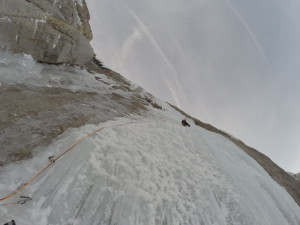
[86,0,300,173]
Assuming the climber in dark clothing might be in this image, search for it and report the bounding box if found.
[4,220,15,225]
[181,119,190,127]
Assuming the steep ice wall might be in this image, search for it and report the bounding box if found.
[0,108,300,224]
[0,0,94,65]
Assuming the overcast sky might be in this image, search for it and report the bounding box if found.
[86,0,300,173]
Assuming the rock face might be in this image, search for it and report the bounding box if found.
[0,0,94,65]
[0,52,148,167]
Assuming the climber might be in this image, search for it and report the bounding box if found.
[181,119,190,127]
[3,220,15,225]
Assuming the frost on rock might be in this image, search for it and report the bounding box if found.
[75,0,84,7]
[0,51,148,167]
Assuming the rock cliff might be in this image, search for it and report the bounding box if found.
[0,0,94,65]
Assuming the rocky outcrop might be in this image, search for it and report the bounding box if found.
[0,52,148,167]
[0,0,94,65]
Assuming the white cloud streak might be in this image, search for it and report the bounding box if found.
[223,0,267,62]
[122,2,186,108]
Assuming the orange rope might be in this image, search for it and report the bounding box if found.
[0,121,151,204]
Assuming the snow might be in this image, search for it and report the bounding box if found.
[0,52,299,224]
[0,51,116,93]
[76,11,82,26]
[32,19,46,36]
[52,35,61,49]
[0,109,300,224]
[75,0,84,7]
[0,16,11,22]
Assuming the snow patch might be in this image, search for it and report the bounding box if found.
[75,11,82,26]
[52,35,61,49]
[75,0,84,7]
[0,16,11,22]
[0,51,111,93]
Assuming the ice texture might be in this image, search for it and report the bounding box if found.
[0,110,299,224]
[0,52,299,224]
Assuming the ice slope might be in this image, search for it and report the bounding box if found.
[1,106,300,224]
[86,0,300,174]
